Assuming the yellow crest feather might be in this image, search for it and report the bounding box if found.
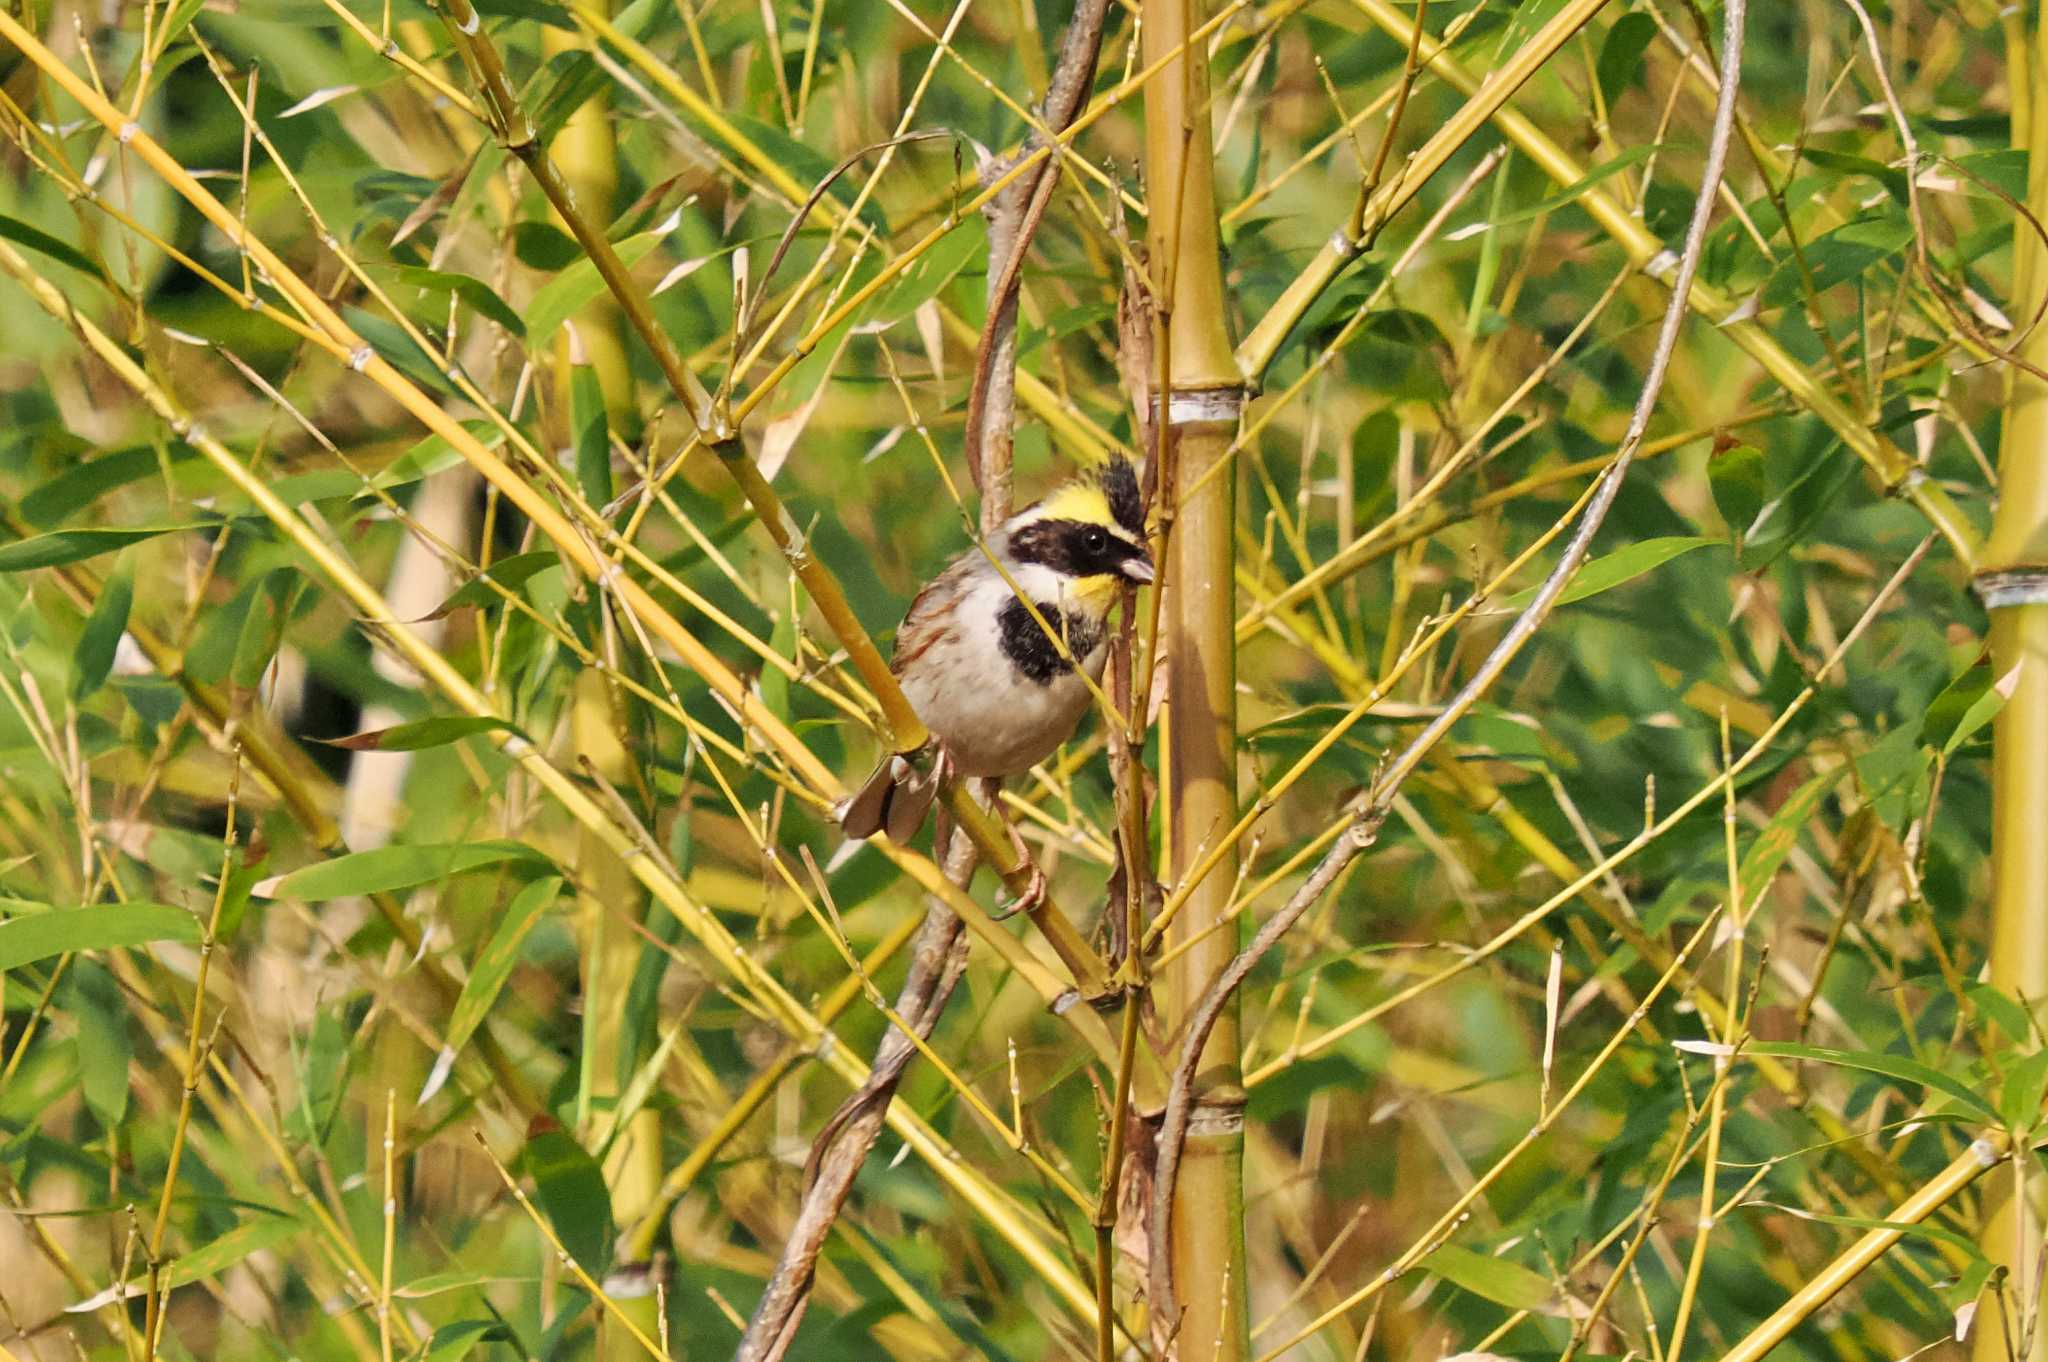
[1029,480,1116,528]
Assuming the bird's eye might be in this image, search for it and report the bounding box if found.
[1084,527,1108,554]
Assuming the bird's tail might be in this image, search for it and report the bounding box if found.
[838,754,940,842]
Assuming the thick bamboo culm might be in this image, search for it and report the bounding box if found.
[1141,0,1249,1347]
[1976,9,2048,1360]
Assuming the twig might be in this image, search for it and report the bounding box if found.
[733,829,976,1362]
[964,0,1115,515]
[1146,806,1388,1338]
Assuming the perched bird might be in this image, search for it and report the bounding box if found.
[840,456,1154,845]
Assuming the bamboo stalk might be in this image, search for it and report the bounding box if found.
[1140,0,1248,1347]
[1973,11,2048,1361]
[570,672,666,1361]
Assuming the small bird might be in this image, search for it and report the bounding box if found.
[840,456,1154,845]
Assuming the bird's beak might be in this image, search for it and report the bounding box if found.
[1121,553,1156,585]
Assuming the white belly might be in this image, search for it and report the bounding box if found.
[898,578,1107,777]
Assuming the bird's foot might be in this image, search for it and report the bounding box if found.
[992,863,1047,922]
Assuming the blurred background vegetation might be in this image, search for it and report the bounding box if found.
[0,0,2042,1359]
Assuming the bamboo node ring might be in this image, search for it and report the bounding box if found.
[1161,388,1244,426]
[1973,568,2048,609]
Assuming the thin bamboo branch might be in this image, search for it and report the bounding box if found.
[0,236,1102,1328]
[964,0,1112,513]
[0,7,1125,1005]
[1234,0,1612,381]
[1341,0,1981,567]
[1717,1136,2010,1362]
[440,0,1112,982]
[734,889,967,1362]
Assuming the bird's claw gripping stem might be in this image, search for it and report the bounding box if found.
[992,863,1049,922]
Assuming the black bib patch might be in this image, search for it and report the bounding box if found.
[998,597,1101,685]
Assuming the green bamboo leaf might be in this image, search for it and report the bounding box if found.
[1737,768,1833,909]
[0,212,97,276]
[1942,664,2017,758]
[0,525,196,572]
[1709,444,1768,547]
[394,265,527,338]
[529,49,608,143]
[19,445,169,528]
[1595,11,1656,105]
[412,1320,514,1362]
[1954,148,2029,201]
[1743,1041,1998,1121]
[260,842,555,902]
[1738,1200,1987,1262]
[512,221,580,271]
[761,604,796,723]
[286,1005,354,1143]
[526,232,662,345]
[521,1126,613,1276]
[182,571,264,686]
[396,1271,539,1299]
[870,221,983,326]
[370,420,507,492]
[1968,983,2035,1045]
[427,551,563,617]
[1924,657,1992,754]
[443,876,561,1058]
[67,1211,302,1312]
[167,1211,303,1285]
[721,114,892,236]
[1800,148,1909,205]
[231,570,297,690]
[66,960,131,1126]
[72,552,134,700]
[2001,1050,2048,1131]
[154,0,210,49]
[1503,536,1720,609]
[1763,214,1913,305]
[343,307,461,398]
[570,365,611,506]
[842,1222,1026,1362]
[1491,145,1656,230]
[1424,1243,1560,1313]
[0,903,200,970]
[315,716,519,752]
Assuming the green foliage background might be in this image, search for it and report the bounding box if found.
[0,0,2035,1359]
